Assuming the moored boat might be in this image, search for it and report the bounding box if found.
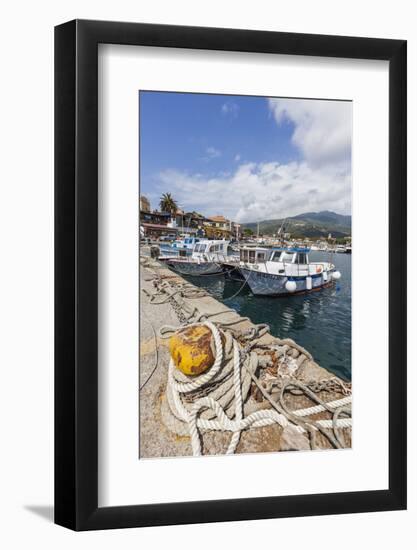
[166,239,235,276]
[239,246,341,296]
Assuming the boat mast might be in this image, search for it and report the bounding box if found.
[278,218,286,245]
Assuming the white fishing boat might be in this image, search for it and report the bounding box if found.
[239,246,341,296]
[158,236,200,258]
[166,239,234,276]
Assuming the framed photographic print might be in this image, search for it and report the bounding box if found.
[55,20,407,530]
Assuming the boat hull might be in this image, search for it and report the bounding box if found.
[239,267,334,296]
[167,260,223,276]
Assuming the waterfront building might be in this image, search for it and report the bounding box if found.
[203,215,231,238]
[232,222,242,239]
[140,209,176,239]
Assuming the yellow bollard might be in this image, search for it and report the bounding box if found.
[169,325,216,376]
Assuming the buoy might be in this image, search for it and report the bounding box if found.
[169,325,217,376]
[285,280,297,293]
[323,271,328,282]
[332,270,341,281]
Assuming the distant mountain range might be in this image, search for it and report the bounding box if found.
[242,211,352,239]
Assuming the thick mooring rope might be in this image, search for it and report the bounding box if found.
[166,321,351,456]
[167,322,305,455]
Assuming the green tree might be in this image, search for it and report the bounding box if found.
[243,228,254,236]
[159,193,178,214]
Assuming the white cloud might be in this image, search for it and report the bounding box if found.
[151,99,351,222]
[221,101,239,118]
[268,98,352,168]
[156,159,351,223]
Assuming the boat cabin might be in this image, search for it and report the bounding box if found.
[265,247,327,278]
[268,247,311,264]
[239,247,270,264]
[239,246,311,265]
[192,239,231,259]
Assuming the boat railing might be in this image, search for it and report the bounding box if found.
[283,261,329,277]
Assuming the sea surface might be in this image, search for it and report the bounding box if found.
[184,252,352,381]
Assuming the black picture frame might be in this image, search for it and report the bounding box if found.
[55,19,407,531]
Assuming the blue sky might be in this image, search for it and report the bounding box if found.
[139,91,352,223]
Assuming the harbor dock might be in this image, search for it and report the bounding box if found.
[140,255,352,458]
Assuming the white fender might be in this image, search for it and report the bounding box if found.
[285,280,297,293]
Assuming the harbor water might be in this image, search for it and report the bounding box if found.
[183,252,352,381]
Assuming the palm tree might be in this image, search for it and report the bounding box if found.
[159,193,178,214]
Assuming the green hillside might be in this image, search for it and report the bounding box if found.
[242,211,351,239]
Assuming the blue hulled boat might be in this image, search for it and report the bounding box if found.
[238,246,341,296]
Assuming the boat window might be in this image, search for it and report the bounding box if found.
[240,249,248,262]
[297,252,308,264]
[269,251,282,262]
[257,252,266,262]
[280,251,295,263]
[249,250,256,263]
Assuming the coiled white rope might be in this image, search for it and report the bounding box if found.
[167,321,351,456]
